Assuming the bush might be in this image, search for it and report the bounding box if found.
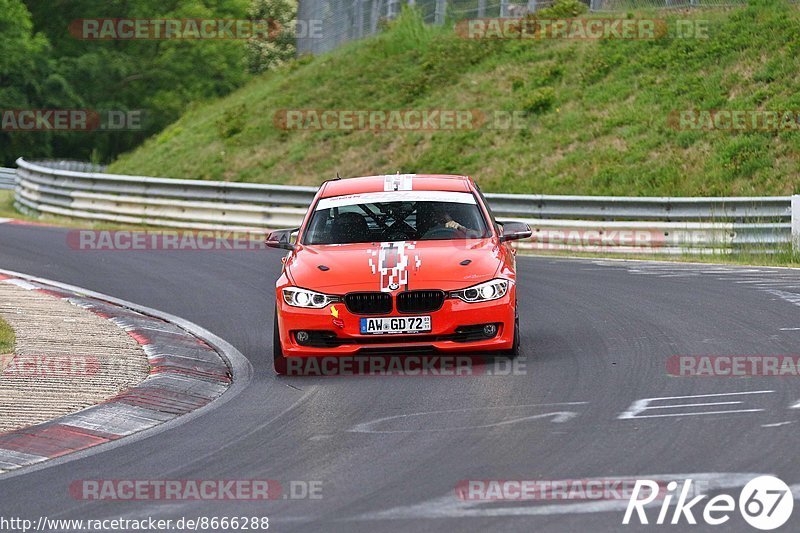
[522,86,556,115]
[537,0,588,18]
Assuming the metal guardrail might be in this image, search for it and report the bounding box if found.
[13,158,792,253]
[0,168,17,190]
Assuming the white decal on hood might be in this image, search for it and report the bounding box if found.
[368,241,421,292]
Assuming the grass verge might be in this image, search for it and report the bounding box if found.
[0,315,15,354]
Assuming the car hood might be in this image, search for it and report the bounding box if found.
[285,239,504,293]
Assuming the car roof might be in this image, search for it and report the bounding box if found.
[319,174,473,198]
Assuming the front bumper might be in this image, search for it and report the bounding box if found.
[276,288,516,357]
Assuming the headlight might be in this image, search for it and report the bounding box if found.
[283,287,340,308]
[449,279,510,303]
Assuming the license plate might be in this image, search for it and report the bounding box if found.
[360,316,431,335]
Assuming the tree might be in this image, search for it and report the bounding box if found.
[8,0,252,164]
[246,0,297,74]
[0,0,62,165]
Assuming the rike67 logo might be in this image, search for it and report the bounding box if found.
[624,476,793,530]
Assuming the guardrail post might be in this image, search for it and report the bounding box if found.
[387,0,399,19]
[434,0,446,24]
[792,195,800,251]
[356,0,364,38]
[370,0,380,33]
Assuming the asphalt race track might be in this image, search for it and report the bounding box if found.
[2,222,800,532]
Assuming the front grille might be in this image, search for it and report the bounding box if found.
[396,290,445,313]
[344,292,392,314]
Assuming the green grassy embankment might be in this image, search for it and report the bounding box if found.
[110,0,800,197]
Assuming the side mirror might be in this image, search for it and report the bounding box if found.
[499,221,532,242]
[266,228,299,251]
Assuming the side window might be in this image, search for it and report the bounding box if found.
[473,183,500,233]
[304,208,332,244]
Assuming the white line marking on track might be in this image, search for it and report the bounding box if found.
[349,403,587,434]
[637,390,772,401]
[351,412,579,433]
[761,421,792,428]
[766,289,800,305]
[618,390,773,420]
[642,401,743,409]
[734,280,800,285]
[622,409,764,419]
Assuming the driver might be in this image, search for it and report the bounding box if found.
[420,205,472,238]
[435,211,467,232]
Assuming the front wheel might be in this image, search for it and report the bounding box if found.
[273,307,287,375]
[503,308,520,358]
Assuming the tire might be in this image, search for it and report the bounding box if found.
[503,307,520,358]
[273,307,288,375]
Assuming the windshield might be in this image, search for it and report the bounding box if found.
[303,191,491,245]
